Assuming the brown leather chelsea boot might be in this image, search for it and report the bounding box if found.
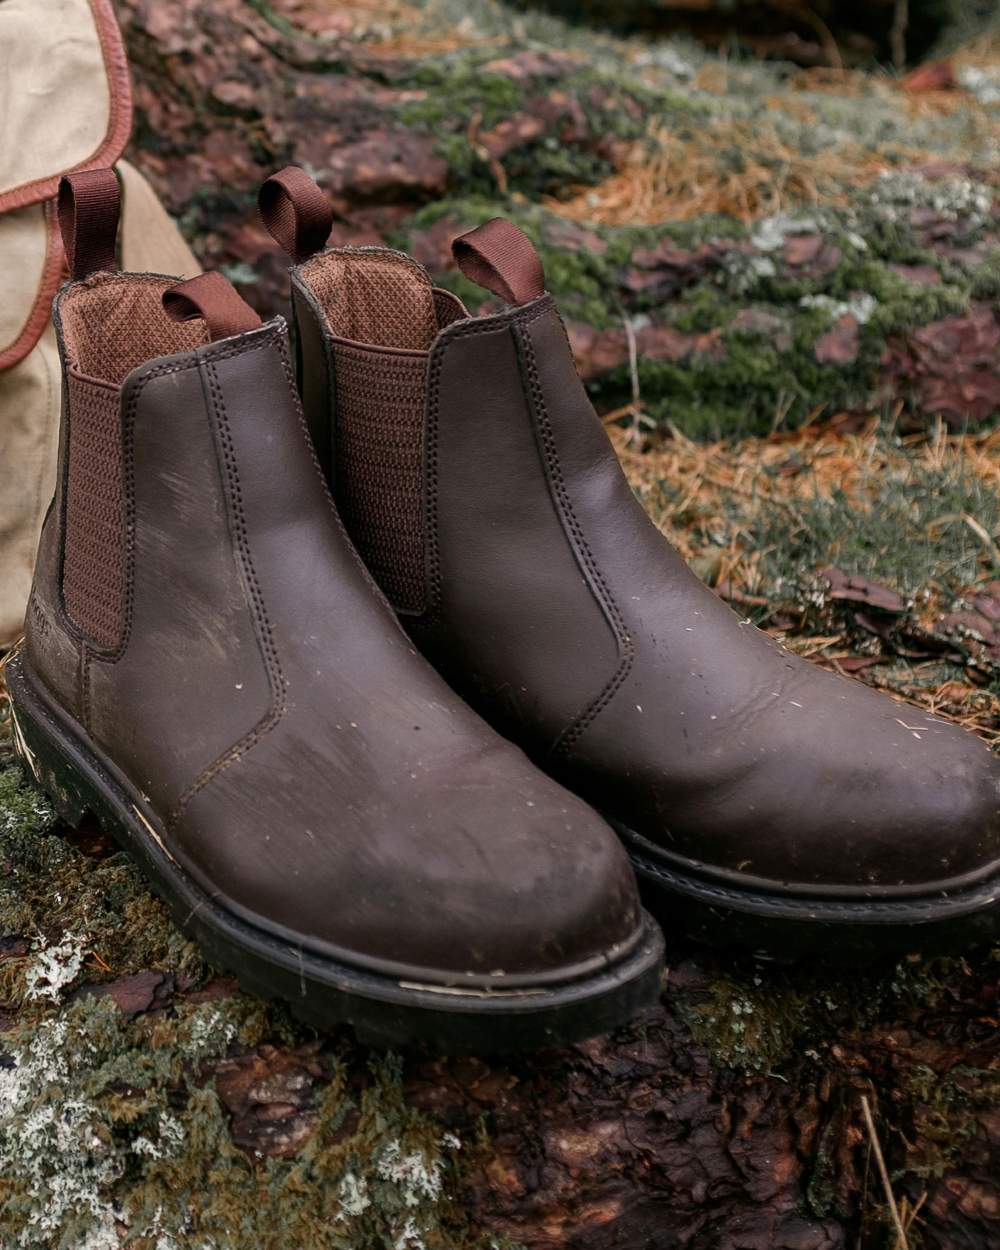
[264,167,1000,958]
[3,169,664,1050]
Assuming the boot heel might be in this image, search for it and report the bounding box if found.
[8,692,94,830]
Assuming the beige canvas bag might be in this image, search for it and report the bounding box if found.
[0,0,199,646]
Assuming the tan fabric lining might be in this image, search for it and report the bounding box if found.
[298,248,439,350]
[59,272,207,387]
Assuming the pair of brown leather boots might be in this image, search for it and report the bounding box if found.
[5,167,999,1051]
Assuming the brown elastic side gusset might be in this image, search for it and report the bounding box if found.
[58,274,208,648]
[332,342,429,614]
[432,287,467,329]
[297,249,457,615]
[63,370,127,648]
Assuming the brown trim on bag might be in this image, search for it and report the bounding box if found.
[0,202,65,371]
[0,0,133,215]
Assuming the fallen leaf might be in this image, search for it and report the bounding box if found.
[75,970,175,1019]
[821,568,906,613]
[902,61,956,94]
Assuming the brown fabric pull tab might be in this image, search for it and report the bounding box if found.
[58,168,122,281]
[162,272,263,343]
[452,218,545,305]
[258,166,333,263]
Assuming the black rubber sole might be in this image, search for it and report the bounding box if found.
[612,820,1000,962]
[4,651,664,1053]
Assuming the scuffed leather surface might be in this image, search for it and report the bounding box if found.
[86,340,272,816]
[173,327,640,980]
[418,302,1000,894]
[27,314,640,983]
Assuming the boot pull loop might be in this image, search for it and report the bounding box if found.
[163,272,263,343]
[452,218,546,305]
[258,166,333,263]
[58,168,122,281]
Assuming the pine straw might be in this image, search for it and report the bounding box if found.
[283,0,492,56]
[614,420,1000,744]
[614,419,1000,534]
[545,116,932,226]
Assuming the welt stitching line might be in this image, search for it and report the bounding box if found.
[517,325,634,755]
[168,352,287,827]
[424,299,553,621]
[80,643,92,732]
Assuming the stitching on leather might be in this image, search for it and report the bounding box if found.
[81,354,197,725]
[424,297,553,622]
[168,350,288,826]
[80,643,93,732]
[515,319,635,757]
[82,331,284,736]
[627,848,1000,918]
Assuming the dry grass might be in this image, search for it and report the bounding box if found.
[614,420,1000,534]
[545,115,932,226]
[277,0,493,56]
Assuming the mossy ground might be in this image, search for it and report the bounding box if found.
[377,0,1000,437]
[128,0,1000,440]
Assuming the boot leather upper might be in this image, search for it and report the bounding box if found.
[290,233,1000,899]
[24,273,643,987]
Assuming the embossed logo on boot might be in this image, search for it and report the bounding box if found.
[29,595,51,639]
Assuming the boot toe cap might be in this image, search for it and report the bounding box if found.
[703,687,1000,892]
[177,746,643,986]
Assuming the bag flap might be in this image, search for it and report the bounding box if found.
[0,0,131,370]
[0,202,63,371]
[0,0,132,212]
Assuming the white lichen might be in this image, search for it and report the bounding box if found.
[131,1112,185,1160]
[393,1216,427,1250]
[181,1004,241,1063]
[0,1019,124,1248]
[0,1012,195,1248]
[866,170,995,225]
[376,1138,445,1207]
[23,933,86,1003]
[799,291,877,325]
[336,1170,372,1219]
[957,66,1000,106]
[1,789,55,833]
[751,213,819,253]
